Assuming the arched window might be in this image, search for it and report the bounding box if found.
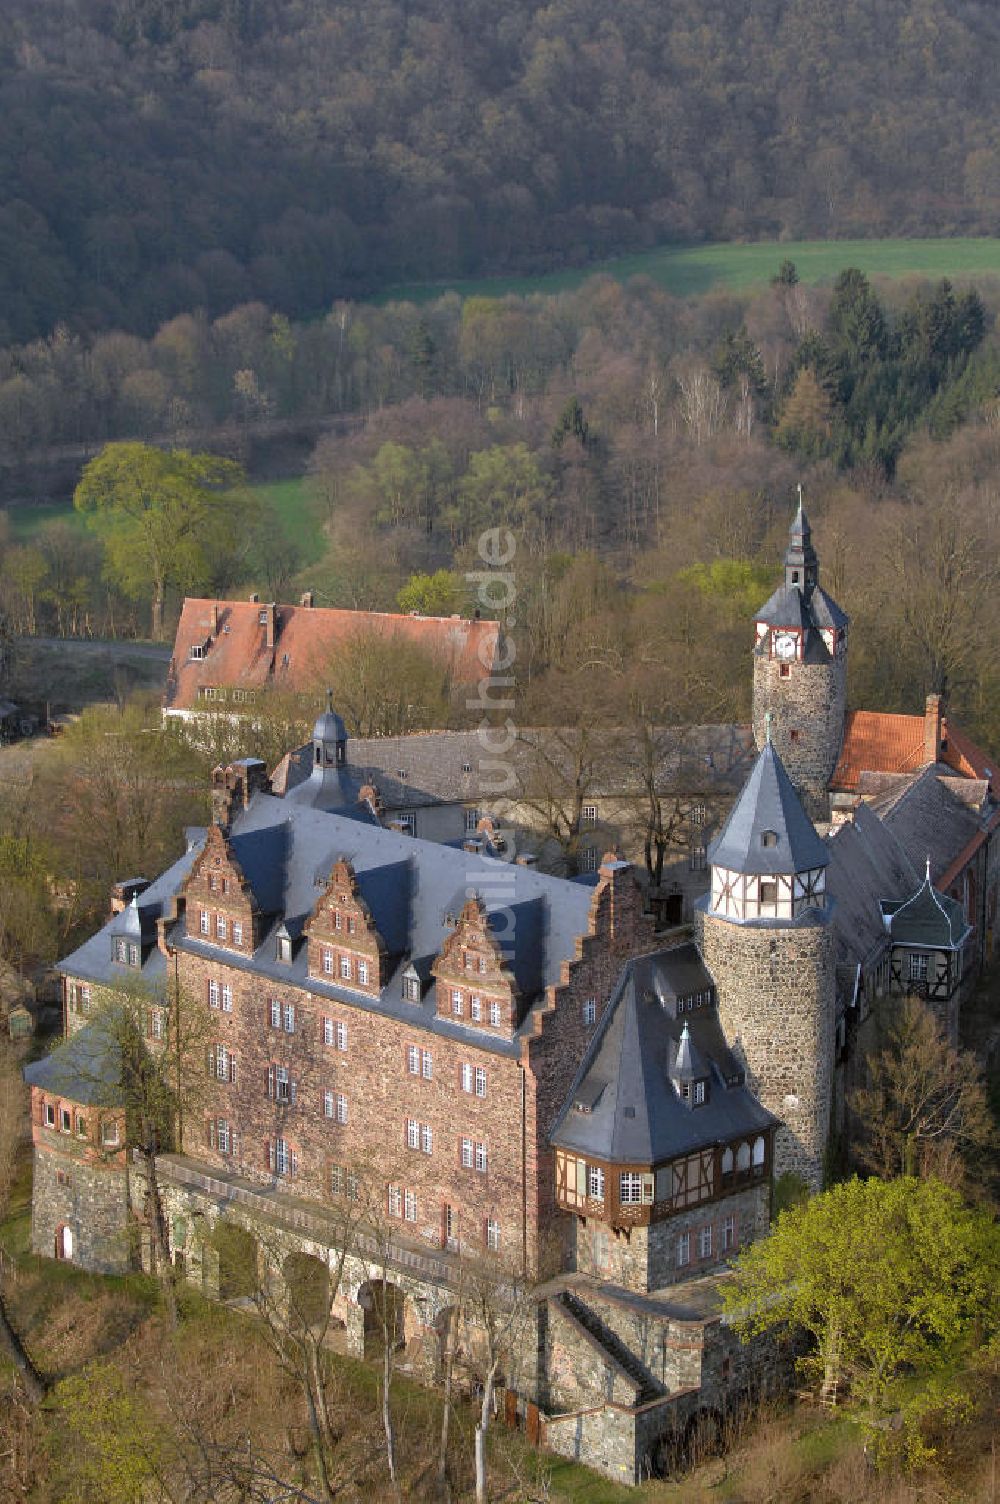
[752,1136,766,1175]
[736,1142,751,1173]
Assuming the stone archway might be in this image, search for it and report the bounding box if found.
[212,1221,259,1301]
[358,1279,406,1359]
[283,1251,331,1330]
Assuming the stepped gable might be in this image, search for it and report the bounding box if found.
[708,740,828,876]
[164,596,502,713]
[549,950,775,1166]
[882,869,970,949]
[177,791,594,1042]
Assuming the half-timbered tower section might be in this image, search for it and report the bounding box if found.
[698,739,835,1191]
[880,865,973,1036]
[550,947,775,1294]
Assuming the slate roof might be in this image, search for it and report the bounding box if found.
[164,598,502,712]
[24,1020,125,1106]
[865,766,982,887]
[57,840,205,988]
[708,742,829,875]
[754,583,848,635]
[881,873,970,950]
[273,723,756,812]
[550,952,776,1165]
[823,801,917,973]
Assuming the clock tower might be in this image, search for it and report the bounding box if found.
[751,496,848,820]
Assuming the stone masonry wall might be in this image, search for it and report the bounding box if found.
[574,1183,770,1293]
[698,910,834,1191]
[753,652,846,821]
[32,1146,131,1273]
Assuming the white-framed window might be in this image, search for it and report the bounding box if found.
[215,1044,231,1081]
[283,1001,295,1033]
[461,1136,474,1168]
[199,910,209,935]
[358,959,369,986]
[580,846,598,873]
[722,1214,736,1252]
[677,1231,691,1267]
[465,806,480,833]
[221,984,233,1013]
[689,845,707,872]
[323,948,334,975]
[59,1107,71,1134]
[752,1135,766,1175]
[452,990,463,1017]
[693,1080,706,1105]
[208,979,220,1008]
[277,933,292,962]
[330,1164,345,1196]
[408,1045,421,1075]
[43,1101,56,1128]
[699,1225,713,1259]
[422,1049,432,1080]
[486,1218,500,1251]
[324,1017,335,1046]
[909,952,929,981]
[335,1020,347,1051]
[270,1138,297,1177]
[101,1118,119,1147]
[340,955,352,980]
[403,974,420,1002]
[478,956,488,975]
[474,1141,488,1173]
[588,1165,605,1201]
[345,1170,359,1200]
[475,1066,487,1097]
[333,909,342,932]
[217,1119,231,1155]
[407,1118,420,1149]
[420,1123,432,1154]
[114,937,127,963]
[488,1001,501,1027]
[461,1062,473,1093]
[324,1089,335,1119]
[75,1113,87,1137]
[404,1189,417,1222]
[582,998,597,1027]
[233,920,243,946]
[271,1065,292,1103]
[581,803,598,827]
[189,643,204,660]
[336,1093,348,1125]
[128,942,139,967]
[619,1172,643,1205]
[388,1185,402,1218]
[216,913,227,939]
[270,998,281,1029]
[470,995,482,1021]
[444,1204,458,1250]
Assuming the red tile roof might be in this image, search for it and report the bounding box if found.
[164,598,502,713]
[832,709,996,793]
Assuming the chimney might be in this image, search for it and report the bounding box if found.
[300,590,314,608]
[923,694,943,765]
[249,592,259,603]
[212,602,220,635]
[264,603,276,649]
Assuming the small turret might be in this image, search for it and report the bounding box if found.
[312,688,347,770]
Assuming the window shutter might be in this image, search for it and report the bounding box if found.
[267,1065,275,1099]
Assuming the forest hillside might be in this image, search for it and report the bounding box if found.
[3,0,1000,341]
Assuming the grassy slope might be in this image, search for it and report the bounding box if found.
[381,235,1000,304]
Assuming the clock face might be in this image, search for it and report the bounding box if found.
[774,632,796,661]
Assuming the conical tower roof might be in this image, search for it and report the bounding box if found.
[708,740,829,875]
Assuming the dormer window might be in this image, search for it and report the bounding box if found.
[761,830,778,848]
[693,1080,706,1105]
[258,609,268,625]
[402,974,420,1003]
[189,643,205,660]
[276,930,292,963]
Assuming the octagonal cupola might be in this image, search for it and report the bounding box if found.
[708,738,829,923]
[313,689,347,770]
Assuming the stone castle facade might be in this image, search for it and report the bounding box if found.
[24,502,999,1484]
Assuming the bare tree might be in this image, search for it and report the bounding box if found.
[850,995,996,1189]
[0,1041,46,1404]
[514,725,605,876]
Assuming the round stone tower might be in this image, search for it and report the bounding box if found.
[696,739,835,1191]
[752,498,848,821]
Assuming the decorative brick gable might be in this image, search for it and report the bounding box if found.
[303,859,388,994]
[184,821,263,954]
[432,896,517,1033]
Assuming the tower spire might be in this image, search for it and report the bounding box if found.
[784,489,818,595]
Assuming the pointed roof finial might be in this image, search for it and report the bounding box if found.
[925,854,932,883]
[326,686,334,714]
[797,480,804,509]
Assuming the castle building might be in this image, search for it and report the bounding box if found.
[25,500,1000,1485]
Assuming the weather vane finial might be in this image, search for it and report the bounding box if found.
[925,854,931,882]
[796,481,804,509]
[326,686,334,713]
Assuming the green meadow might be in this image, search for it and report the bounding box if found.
[381,235,1000,304]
